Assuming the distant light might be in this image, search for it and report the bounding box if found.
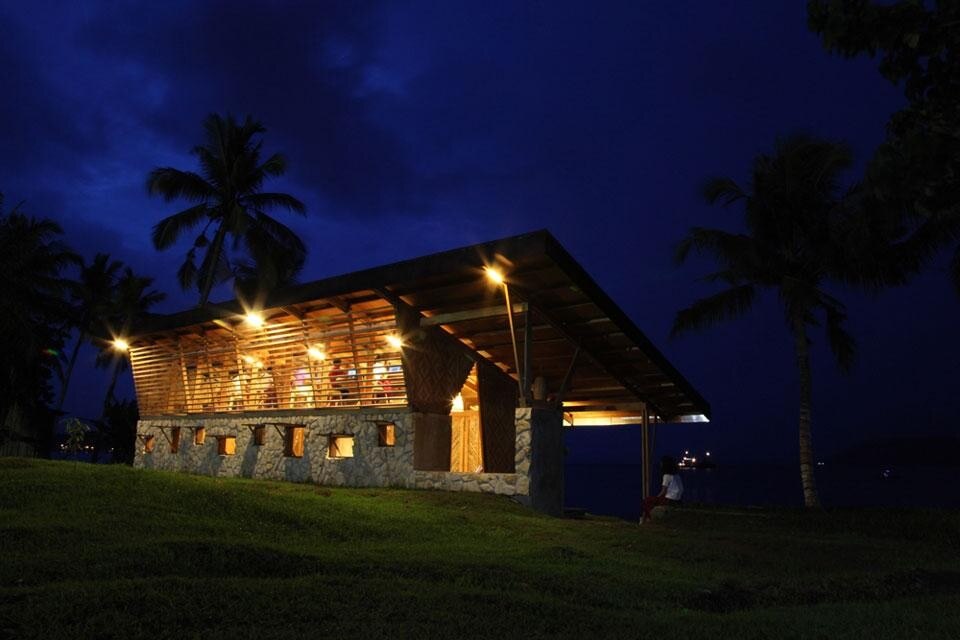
[386,335,403,349]
[691,457,697,463]
[705,451,711,456]
[307,347,326,361]
[684,450,689,455]
[245,312,264,328]
[485,266,505,285]
[113,338,129,351]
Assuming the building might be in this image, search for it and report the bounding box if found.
[126,230,709,515]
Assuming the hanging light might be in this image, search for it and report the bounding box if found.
[386,335,403,349]
[245,312,264,328]
[112,338,129,351]
[484,266,505,285]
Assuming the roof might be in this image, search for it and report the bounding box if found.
[132,230,710,421]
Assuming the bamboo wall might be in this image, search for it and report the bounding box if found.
[130,300,407,416]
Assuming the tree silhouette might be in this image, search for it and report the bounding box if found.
[148,113,307,307]
[809,1,960,293]
[96,268,165,417]
[0,194,78,454]
[673,136,903,508]
[57,253,123,411]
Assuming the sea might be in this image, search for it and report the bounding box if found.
[564,462,960,520]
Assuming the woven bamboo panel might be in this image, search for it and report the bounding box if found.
[130,301,407,415]
[396,304,475,414]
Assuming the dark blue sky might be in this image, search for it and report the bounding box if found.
[3,1,958,463]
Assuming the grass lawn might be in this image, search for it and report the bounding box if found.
[1,459,959,639]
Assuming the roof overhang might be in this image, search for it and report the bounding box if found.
[131,230,710,422]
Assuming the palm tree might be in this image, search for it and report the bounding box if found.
[672,135,903,508]
[147,113,307,307]
[57,253,123,411]
[97,268,165,414]
[93,268,164,463]
[0,194,78,453]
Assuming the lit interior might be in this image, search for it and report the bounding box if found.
[328,435,354,458]
[284,426,304,458]
[217,435,236,455]
[450,364,482,472]
[129,299,406,415]
[378,423,396,447]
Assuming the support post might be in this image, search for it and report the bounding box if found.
[641,403,650,500]
[522,307,532,406]
[503,284,525,406]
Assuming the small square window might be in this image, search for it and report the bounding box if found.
[328,435,354,459]
[194,427,206,445]
[253,425,266,446]
[143,435,156,453]
[284,426,304,458]
[377,423,395,447]
[217,435,236,456]
[170,427,181,453]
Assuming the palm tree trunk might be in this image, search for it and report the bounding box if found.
[100,360,125,421]
[198,224,229,307]
[792,318,821,508]
[56,332,86,411]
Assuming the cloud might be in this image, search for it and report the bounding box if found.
[75,0,416,216]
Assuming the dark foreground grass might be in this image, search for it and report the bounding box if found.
[1,459,959,639]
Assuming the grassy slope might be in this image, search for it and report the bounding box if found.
[1,459,959,639]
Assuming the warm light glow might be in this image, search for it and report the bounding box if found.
[451,393,465,412]
[307,347,326,360]
[485,266,505,285]
[245,312,264,328]
[386,335,403,349]
[113,338,129,351]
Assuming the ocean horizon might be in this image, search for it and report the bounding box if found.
[564,462,960,520]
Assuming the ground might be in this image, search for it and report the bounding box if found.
[1,459,959,639]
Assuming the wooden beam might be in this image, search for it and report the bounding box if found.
[211,319,236,333]
[281,306,304,320]
[419,302,527,327]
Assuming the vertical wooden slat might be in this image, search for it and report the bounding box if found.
[130,299,409,415]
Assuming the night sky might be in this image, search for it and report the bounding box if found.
[3,1,958,464]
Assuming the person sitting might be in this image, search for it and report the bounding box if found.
[640,456,683,523]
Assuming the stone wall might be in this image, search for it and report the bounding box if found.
[133,405,564,513]
[134,410,414,487]
[412,408,532,497]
